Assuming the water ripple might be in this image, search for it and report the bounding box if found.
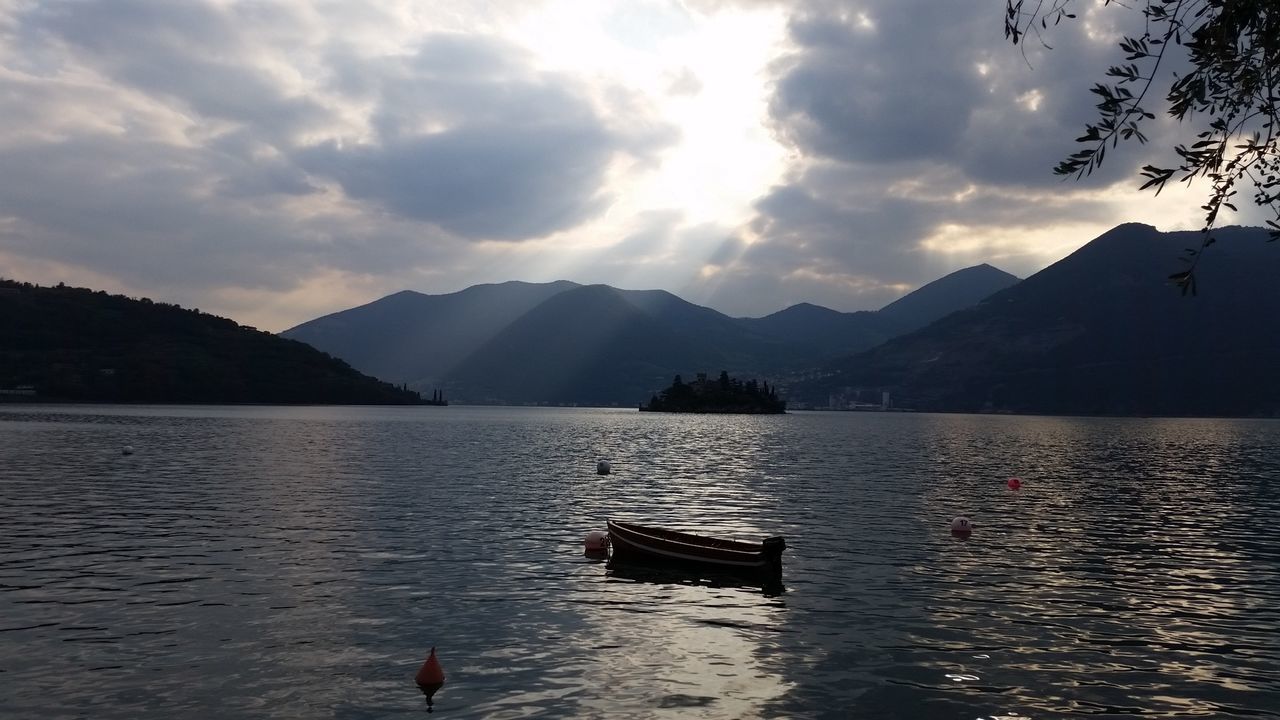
[1,406,1278,718]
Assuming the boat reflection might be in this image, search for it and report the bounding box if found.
[606,558,785,597]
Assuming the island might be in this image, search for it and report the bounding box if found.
[641,371,786,414]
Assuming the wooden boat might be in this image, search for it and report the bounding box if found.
[606,519,785,583]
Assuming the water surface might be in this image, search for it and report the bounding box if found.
[2,405,1278,718]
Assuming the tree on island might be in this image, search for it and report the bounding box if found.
[641,371,785,414]
[1005,0,1279,292]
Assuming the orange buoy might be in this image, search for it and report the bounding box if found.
[1007,477,1022,490]
[415,647,445,711]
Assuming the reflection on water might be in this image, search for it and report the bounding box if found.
[1,405,1278,718]
[605,559,785,596]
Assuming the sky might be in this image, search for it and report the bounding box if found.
[0,0,1264,332]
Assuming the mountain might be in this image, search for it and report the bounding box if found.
[737,303,894,362]
[281,264,1017,405]
[617,288,783,363]
[796,224,1280,416]
[876,263,1021,332]
[281,280,579,387]
[446,285,735,405]
[0,279,423,404]
[730,265,1019,366]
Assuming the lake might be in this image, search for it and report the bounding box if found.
[2,405,1278,719]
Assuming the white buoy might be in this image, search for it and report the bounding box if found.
[122,445,134,456]
[951,516,972,537]
[596,460,611,475]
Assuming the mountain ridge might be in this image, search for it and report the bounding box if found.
[283,279,580,387]
[281,264,1020,404]
[795,224,1280,416]
[10,222,1271,414]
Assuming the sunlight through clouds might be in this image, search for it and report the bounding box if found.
[0,0,1248,331]
[507,1,790,234]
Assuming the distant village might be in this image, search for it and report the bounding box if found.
[790,387,911,412]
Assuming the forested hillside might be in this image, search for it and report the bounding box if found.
[0,279,424,404]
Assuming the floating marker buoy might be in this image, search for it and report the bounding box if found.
[122,446,134,456]
[415,647,445,712]
[951,516,973,538]
[584,530,610,555]
[1007,477,1022,490]
[596,460,611,475]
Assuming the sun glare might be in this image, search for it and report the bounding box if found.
[1017,88,1043,112]
[506,1,789,234]
[638,8,789,225]
[919,222,1092,270]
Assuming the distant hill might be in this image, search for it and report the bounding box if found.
[280,264,1018,405]
[727,265,1020,367]
[876,264,1021,332]
[736,303,894,361]
[0,279,423,404]
[795,224,1280,417]
[446,285,733,405]
[282,280,578,388]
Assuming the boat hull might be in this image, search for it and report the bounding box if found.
[606,519,784,583]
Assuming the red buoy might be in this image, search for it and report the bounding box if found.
[415,647,445,711]
[584,530,609,552]
[1007,477,1022,490]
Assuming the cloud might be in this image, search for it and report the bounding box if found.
[297,124,616,240]
[0,0,1236,333]
[674,0,1208,316]
[296,33,674,240]
[24,0,330,141]
[0,0,676,326]
[771,11,979,165]
[666,67,704,96]
[766,1,1151,181]
[0,132,467,292]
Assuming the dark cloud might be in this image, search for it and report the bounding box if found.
[747,177,944,281]
[298,122,616,240]
[766,1,1149,184]
[299,32,675,240]
[371,35,596,138]
[689,0,1192,314]
[213,160,320,200]
[0,14,468,297]
[0,135,450,292]
[0,1,676,320]
[771,12,981,165]
[0,138,302,289]
[0,0,1230,330]
[27,0,327,140]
